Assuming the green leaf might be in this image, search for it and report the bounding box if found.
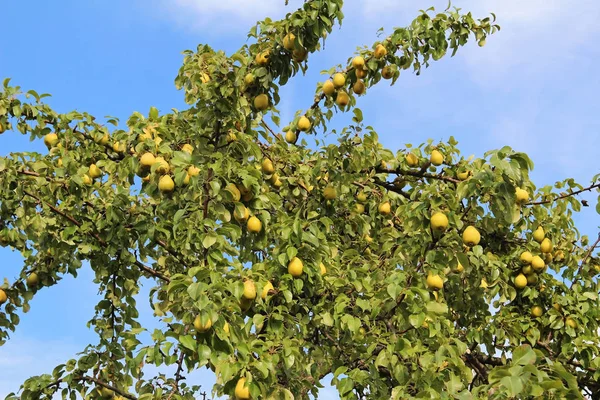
[179,335,196,351]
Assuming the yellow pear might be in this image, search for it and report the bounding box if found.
[531,256,545,271]
[554,250,565,262]
[332,73,346,88]
[355,203,365,214]
[261,158,275,174]
[520,251,533,265]
[97,133,109,145]
[282,32,296,51]
[462,226,481,246]
[188,165,200,177]
[336,91,350,107]
[374,44,387,59]
[112,142,124,153]
[82,174,92,185]
[255,50,270,65]
[531,306,543,318]
[565,317,578,329]
[540,238,553,254]
[253,94,269,111]
[200,73,210,84]
[356,191,367,202]
[515,188,529,203]
[533,227,545,243]
[226,183,241,202]
[319,262,327,275]
[364,234,373,244]
[181,144,194,154]
[261,281,274,300]
[244,73,255,86]
[0,289,8,305]
[247,216,262,233]
[234,206,250,223]
[430,150,444,166]
[353,80,366,95]
[235,377,251,400]
[285,130,297,143]
[26,273,39,287]
[182,174,191,185]
[378,202,391,215]
[292,47,307,62]
[323,186,337,200]
[242,280,257,300]
[381,65,394,79]
[158,175,175,193]
[154,157,170,174]
[44,133,59,148]
[430,212,449,232]
[355,68,367,79]
[426,274,443,290]
[553,303,562,312]
[515,273,527,289]
[223,322,230,334]
[297,116,311,131]
[140,153,156,168]
[352,56,365,70]
[454,263,464,273]
[322,80,335,96]
[288,257,304,277]
[193,315,212,332]
[406,153,419,167]
[88,164,102,179]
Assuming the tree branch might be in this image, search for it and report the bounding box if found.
[527,182,600,206]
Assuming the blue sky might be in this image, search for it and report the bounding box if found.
[1,0,599,398]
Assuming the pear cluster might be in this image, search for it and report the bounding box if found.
[514,225,556,292]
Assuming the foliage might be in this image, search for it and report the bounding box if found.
[1,1,599,399]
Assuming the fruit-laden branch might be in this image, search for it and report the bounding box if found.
[44,375,137,400]
[570,232,600,289]
[527,182,600,205]
[21,189,170,282]
[376,166,461,184]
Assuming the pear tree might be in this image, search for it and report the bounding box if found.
[1,1,600,399]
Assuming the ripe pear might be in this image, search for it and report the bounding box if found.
[531,256,545,271]
[288,257,304,277]
[285,130,296,143]
[462,226,481,246]
[364,234,373,244]
[234,206,250,223]
[322,80,335,96]
[355,68,367,79]
[26,273,39,287]
[223,322,230,334]
[381,65,394,79]
[540,238,553,253]
[457,171,471,181]
[235,377,251,400]
[140,153,156,168]
[181,144,194,154]
[522,265,533,275]
[430,212,449,232]
[356,191,367,202]
[0,289,7,305]
[515,273,527,289]
[261,158,275,175]
[158,175,175,193]
[374,44,387,59]
[378,202,391,215]
[430,150,444,166]
[292,47,307,62]
[531,306,543,318]
[515,188,529,203]
[247,216,262,233]
[154,157,170,174]
[332,73,346,88]
[193,315,212,332]
[554,250,565,262]
[255,50,270,65]
[454,263,464,273]
[533,227,545,243]
[226,183,241,202]
[426,274,443,290]
[406,153,419,167]
[261,281,274,300]
[319,262,327,275]
[336,91,350,107]
[82,174,93,185]
[323,186,337,200]
[253,94,269,111]
[99,133,110,145]
[565,317,578,329]
[112,142,124,153]
[353,80,366,95]
[88,164,102,179]
[188,165,200,177]
[200,73,210,84]
[242,280,257,300]
[244,73,255,86]
[520,251,533,265]
[297,116,311,131]
[553,303,562,312]
[44,133,59,148]
[352,56,365,70]
[355,203,365,214]
[283,32,296,51]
